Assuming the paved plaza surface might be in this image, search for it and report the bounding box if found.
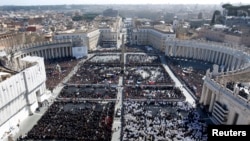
[15,48,212,141]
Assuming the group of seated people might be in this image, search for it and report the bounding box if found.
[165,57,208,98]
[124,66,174,85]
[89,48,121,53]
[58,85,117,99]
[125,46,146,52]
[68,64,121,84]
[19,101,115,141]
[45,57,79,91]
[125,45,159,53]
[226,81,235,91]
[124,86,185,100]
[122,101,208,141]
[86,54,121,64]
[126,54,161,65]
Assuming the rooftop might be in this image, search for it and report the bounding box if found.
[55,28,98,35]
[135,24,175,34]
[153,24,174,33]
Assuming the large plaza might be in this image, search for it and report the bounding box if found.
[16,47,211,141]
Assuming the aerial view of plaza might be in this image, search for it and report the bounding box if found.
[0,0,250,141]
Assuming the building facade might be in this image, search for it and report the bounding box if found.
[53,28,100,51]
[98,17,122,48]
[0,56,49,140]
[200,70,250,125]
[198,27,250,47]
[131,25,176,52]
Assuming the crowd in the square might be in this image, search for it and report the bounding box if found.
[126,54,161,65]
[89,48,121,53]
[20,49,213,141]
[124,86,185,100]
[68,64,121,84]
[125,45,160,54]
[226,81,235,91]
[58,85,117,99]
[45,57,79,91]
[19,101,115,141]
[122,101,208,141]
[86,54,121,64]
[165,57,212,98]
[124,66,174,85]
[125,45,146,52]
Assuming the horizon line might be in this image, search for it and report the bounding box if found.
[1,3,249,6]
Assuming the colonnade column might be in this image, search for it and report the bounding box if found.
[224,54,230,68]
[38,50,41,57]
[193,48,197,59]
[231,57,236,70]
[227,55,233,71]
[178,46,181,57]
[58,48,62,58]
[199,48,202,60]
[209,92,216,112]
[188,47,192,58]
[69,47,72,57]
[210,50,215,63]
[217,52,222,65]
[210,50,214,62]
[173,46,176,57]
[182,47,187,58]
[235,58,240,70]
[180,46,183,57]
[48,49,51,59]
[62,47,66,57]
[43,50,47,59]
[222,53,227,65]
[204,49,208,61]
[199,84,207,104]
[215,52,219,64]
[202,86,209,105]
[202,49,206,60]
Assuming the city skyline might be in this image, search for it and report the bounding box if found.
[0,0,249,6]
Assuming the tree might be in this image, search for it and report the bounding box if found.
[198,12,203,19]
[211,10,221,25]
[222,3,233,9]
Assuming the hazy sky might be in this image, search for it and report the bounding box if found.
[1,0,250,6]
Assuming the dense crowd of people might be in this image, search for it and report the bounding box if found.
[126,54,161,65]
[20,101,115,141]
[125,45,160,54]
[122,101,208,141]
[58,85,117,99]
[235,82,249,100]
[21,50,213,141]
[89,48,121,53]
[226,81,235,91]
[45,57,79,91]
[125,45,147,52]
[124,86,185,100]
[87,54,121,64]
[68,64,121,84]
[166,57,212,98]
[124,66,174,85]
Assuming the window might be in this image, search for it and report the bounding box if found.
[232,113,239,125]
[36,90,41,96]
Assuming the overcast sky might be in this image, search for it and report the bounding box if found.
[1,0,249,6]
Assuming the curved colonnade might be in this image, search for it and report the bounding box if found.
[165,39,250,125]
[165,40,250,71]
[9,39,73,60]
